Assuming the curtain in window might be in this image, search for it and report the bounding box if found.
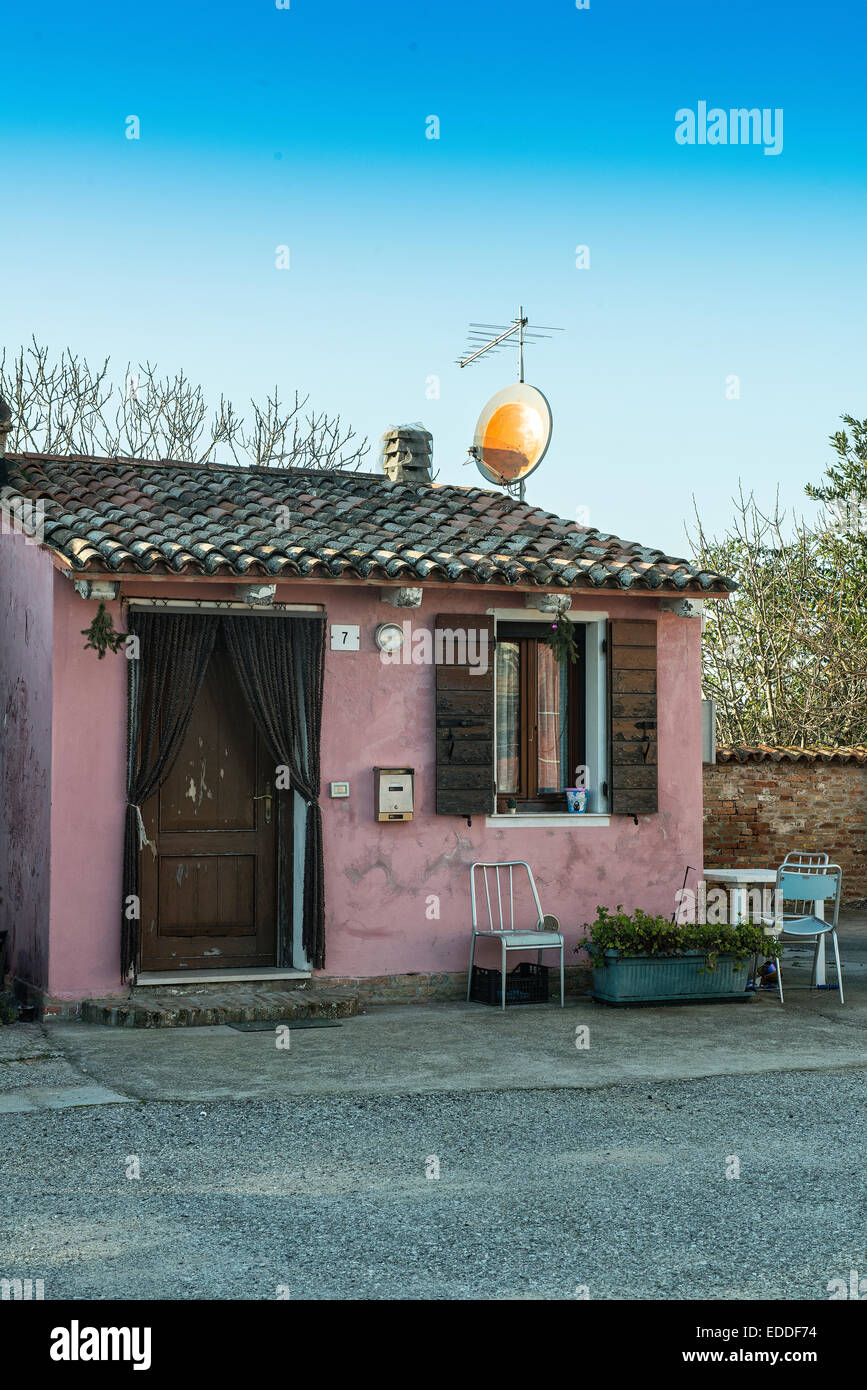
[495,641,520,794]
[536,644,568,792]
[123,612,220,980]
[222,614,327,969]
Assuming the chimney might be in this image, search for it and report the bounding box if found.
[379,424,433,485]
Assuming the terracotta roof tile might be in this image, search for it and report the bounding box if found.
[717,745,867,765]
[0,453,735,594]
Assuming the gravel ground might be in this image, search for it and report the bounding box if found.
[1,1068,864,1300]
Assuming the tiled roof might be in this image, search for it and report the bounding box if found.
[0,453,735,593]
[717,745,867,765]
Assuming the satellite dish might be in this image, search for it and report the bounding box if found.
[471,382,552,487]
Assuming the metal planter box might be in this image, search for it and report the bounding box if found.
[590,950,751,1005]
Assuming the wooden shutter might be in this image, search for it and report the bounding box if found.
[608,619,658,815]
[435,613,495,816]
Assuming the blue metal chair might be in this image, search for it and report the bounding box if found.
[779,851,830,987]
[467,861,565,1011]
[773,863,844,1004]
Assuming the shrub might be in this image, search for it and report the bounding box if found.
[577,905,781,973]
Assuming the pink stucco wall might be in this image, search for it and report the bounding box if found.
[315,591,702,978]
[0,530,54,992]
[39,576,703,999]
[48,573,128,999]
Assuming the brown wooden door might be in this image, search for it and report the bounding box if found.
[139,637,281,971]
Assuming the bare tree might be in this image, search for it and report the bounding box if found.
[0,340,368,470]
[690,485,867,748]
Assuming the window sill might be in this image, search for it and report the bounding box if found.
[486,813,610,829]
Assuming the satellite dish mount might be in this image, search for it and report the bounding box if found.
[458,307,562,501]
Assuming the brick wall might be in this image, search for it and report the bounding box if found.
[703,758,867,901]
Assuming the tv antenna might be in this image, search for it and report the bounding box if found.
[457,307,562,383]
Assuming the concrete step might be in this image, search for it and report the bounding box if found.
[133,970,312,992]
[80,985,359,1028]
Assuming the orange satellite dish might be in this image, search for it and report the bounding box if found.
[472,382,552,487]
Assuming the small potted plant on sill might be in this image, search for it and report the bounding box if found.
[506,797,518,815]
[577,905,781,1005]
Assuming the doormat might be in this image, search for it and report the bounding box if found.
[227,1019,343,1032]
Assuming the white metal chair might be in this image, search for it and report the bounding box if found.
[780,852,829,872]
[467,861,565,1011]
[771,862,844,1004]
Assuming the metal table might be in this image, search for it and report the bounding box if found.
[703,867,827,987]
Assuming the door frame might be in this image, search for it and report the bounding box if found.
[126,600,321,975]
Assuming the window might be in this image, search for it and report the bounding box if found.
[494,622,586,812]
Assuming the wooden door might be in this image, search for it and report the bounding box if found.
[139,637,281,971]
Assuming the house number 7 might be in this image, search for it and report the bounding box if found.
[330,624,360,651]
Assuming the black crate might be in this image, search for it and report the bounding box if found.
[470,961,550,1006]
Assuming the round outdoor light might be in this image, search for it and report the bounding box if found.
[375,622,404,654]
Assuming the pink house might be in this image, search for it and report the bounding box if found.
[0,420,732,1016]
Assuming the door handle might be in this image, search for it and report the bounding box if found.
[252,782,272,824]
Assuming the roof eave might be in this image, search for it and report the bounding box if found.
[47,548,734,596]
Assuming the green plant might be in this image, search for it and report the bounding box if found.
[690,415,867,748]
[81,602,126,659]
[577,904,781,973]
[541,611,581,665]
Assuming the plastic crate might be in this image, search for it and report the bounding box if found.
[470,961,550,1006]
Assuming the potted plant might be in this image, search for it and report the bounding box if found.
[577,905,780,1004]
[506,797,518,815]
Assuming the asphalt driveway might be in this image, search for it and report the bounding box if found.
[1,913,865,1299]
[1,1072,864,1300]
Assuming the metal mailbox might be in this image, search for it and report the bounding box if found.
[374,767,414,821]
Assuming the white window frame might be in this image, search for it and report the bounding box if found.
[485,607,610,824]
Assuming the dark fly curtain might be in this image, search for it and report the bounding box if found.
[122,612,220,979]
[222,614,327,969]
[122,610,327,980]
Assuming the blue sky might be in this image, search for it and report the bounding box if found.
[2,0,865,554]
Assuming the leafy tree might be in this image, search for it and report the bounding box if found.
[804,418,867,636]
[805,415,867,527]
[691,417,867,748]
